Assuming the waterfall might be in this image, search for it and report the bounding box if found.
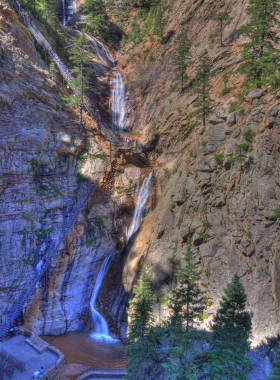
[127,171,153,242]
[62,0,66,26]
[90,256,117,342]
[110,72,126,132]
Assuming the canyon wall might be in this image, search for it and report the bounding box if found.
[117,0,280,355]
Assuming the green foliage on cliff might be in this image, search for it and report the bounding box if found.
[125,267,155,380]
[62,32,95,128]
[172,32,191,92]
[82,0,107,37]
[268,348,280,380]
[229,143,248,163]
[205,273,252,380]
[193,50,215,126]
[213,12,229,47]
[153,5,166,38]
[236,0,280,89]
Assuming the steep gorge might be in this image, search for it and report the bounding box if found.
[1,0,280,378]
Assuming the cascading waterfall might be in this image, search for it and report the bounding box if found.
[90,256,117,342]
[110,72,126,132]
[127,171,153,242]
[62,0,66,26]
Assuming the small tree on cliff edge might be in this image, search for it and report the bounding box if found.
[214,12,229,47]
[163,237,207,380]
[193,49,215,127]
[172,32,192,92]
[205,273,252,380]
[63,32,95,129]
[236,0,280,90]
[125,267,155,380]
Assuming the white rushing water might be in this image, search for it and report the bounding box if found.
[90,256,117,342]
[62,0,66,26]
[110,72,126,131]
[127,171,153,242]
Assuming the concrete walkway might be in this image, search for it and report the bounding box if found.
[0,335,57,380]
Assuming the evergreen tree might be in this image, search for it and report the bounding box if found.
[205,273,252,380]
[229,143,248,164]
[193,49,215,127]
[162,238,206,380]
[172,32,191,92]
[268,348,280,380]
[125,267,155,380]
[214,12,229,47]
[154,5,166,38]
[236,0,280,89]
[40,0,57,22]
[49,59,57,87]
[63,32,95,129]
[129,17,141,43]
[81,0,107,37]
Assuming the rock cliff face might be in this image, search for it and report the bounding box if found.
[118,0,280,359]
[2,2,280,373]
[0,1,143,340]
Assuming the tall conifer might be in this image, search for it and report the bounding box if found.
[154,5,166,38]
[125,267,155,380]
[63,32,94,129]
[236,0,280,89]
[163,238,206,380]
[214,12,229,47]
[205,273,252,380]
[172,32,191,92]
[193,50,215,126]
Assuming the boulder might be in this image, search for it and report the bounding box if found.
[264,104,279,128]
[227,112,236,125]
[276,90,280,99]
[244,89,264,103]
[225,126,234,135]
[231,127,241,138]
[57,132,71,145]
[209,117,225,125]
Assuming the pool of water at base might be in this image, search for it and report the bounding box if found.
[41,331,127,369]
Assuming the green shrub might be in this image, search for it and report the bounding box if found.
[149,55,156,62]
[243,128,256,141]
[221,86,230,96]
[214,152,224,164]
[228,100,238,113]
[274,208,280,217]
[202,216,210,229]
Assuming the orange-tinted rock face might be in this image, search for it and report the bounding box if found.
[2,3,280,373]
[114,0,280,355]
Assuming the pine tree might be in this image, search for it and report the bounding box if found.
[236,0,280,89]
[82,0,107,37]
[268,348,280,380]
[40,0,57,22]
[229,143,248,164]
[205,273,252,380]
[162,238,206,380]
[193,49,215,127]
[172,32,191,92]
[49,59,57,87]
[62,32,95,129]
[125,267,155,380]
[214,12,229,47]
[154,5,166,38]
